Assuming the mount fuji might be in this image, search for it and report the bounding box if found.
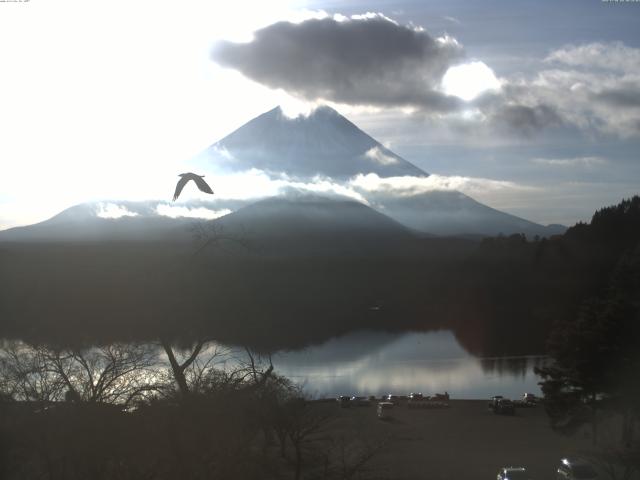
[0,105,564,242]
[196,105,564,237]
[197,105,425,179]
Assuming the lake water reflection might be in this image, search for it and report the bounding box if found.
[271,330,546,400]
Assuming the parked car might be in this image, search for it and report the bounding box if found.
[350,396,371,406]
[432,392,450,401]
[497,467,531,480]
[493,399,515,415]
[488,395,504,410]
[384,394,401,405]
[377,401,394,419]
[408,392,431,408]
[557,458,598,480]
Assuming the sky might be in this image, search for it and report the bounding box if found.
[0,0,639,229]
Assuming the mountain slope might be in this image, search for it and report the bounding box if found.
[208,194,425,257]
[1,106,566,240]
[194,105,565,237]
[0,201,230,243]
[372,190,566,237]
[0,195,427,257]
[198,106,426,179]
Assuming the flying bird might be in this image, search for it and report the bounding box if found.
[173,172,214,201]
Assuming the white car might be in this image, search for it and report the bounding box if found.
[497,467,531,480]
[377,401,394,419]
[557,458,598,480]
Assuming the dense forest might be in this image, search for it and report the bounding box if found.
[0,197,638,355]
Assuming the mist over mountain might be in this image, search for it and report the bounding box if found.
[0,195,426,258]
[0,200,240,243]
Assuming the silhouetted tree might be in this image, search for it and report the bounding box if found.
[537,243,640,445]
[0,342,162,408]
[160,338,208,396]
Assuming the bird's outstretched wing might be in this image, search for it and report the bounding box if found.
[173,176,190,201]
[193,175,214,195]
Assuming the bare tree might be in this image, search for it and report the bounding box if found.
[189,221,251,258]
[275,398,333,480]
[0,341,162,408]
[0,341,66,403]
[160,339,276,397]
[46,344,162,407]
[330,435,388,480]
[160,338,210,396]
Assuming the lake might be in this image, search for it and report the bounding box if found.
[270,330,546,400]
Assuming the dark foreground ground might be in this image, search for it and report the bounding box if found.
[0,396,626,480]
[315,399,592,480]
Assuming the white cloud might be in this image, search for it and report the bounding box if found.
[532,156,608,167]
[194,169,369,205]
[96,203,139,219]
[155,204,232,220]
[443,16,461,25]
[363,146,399,165]
[349,173,536,197]
[486,41,640,139]
[211,145,236,161]
[545,41,640,73]
[350,12,398,24]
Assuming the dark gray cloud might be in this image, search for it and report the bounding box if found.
[490,104,563,136]
[215,16,640,140]
[594,86,640,109]
[212,15,464,112]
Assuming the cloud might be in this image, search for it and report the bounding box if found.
[155,204,232,220]
[363,146,399,165]
[211,15,640,139]
[200,168,369,204]
[545,41,640,73]
[495,42,640,138]
[212,14,464,111]
[443,16,461,25]
[406,41,640,140]
[211,145,236,161]
[593,85,640,109]
[349,173,536,197]
[488,103,563,135]
[96,203,139,219]
[531,156,608,168]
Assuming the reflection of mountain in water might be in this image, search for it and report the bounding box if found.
[479,356,548,378]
